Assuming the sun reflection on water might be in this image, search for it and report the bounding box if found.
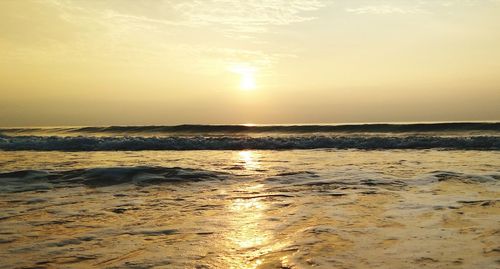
[221,151,288,268]
[221,152,266,268]
[225,183,269,268]
[238,151,260,171]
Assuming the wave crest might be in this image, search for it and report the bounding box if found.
[0,135,498,151]
[0,166,228,189]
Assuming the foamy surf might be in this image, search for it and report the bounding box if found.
[0,134,498,151]
[1,122,498,151]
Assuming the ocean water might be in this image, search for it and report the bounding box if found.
[0,123,499,268]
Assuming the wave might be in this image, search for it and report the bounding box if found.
[0,135,498,151]
[1,122,499,136]
[1,167,496,193]
[0,166,228,190]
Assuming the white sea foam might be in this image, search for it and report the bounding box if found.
[0,134,498,151]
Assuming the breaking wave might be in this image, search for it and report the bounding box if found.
[0,135,498,151]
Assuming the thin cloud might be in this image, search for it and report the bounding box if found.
[346,5,424,14]
[172,0,325,33]
[19,0,322,71]
[345,0,500,15]
[47,0,326,35]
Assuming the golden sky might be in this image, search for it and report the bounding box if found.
[1,0,499,126]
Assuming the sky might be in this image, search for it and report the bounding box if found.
[1,0,499,126]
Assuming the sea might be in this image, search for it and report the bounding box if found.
[0,122,499,268]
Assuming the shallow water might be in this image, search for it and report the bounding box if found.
[0,149,499,268]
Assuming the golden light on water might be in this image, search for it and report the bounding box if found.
[224,152,268,268]
[1,1,499,268]
[226,183,269,269]
[238,151,260,170]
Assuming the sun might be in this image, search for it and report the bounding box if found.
[240,72,256,90]
[230,64,257,90]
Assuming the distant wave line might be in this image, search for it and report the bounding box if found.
[1,122,499,135]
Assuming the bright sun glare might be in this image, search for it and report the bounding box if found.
[230,64,256,90]
[240,73,256,90]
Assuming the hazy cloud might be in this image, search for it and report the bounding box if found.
[346,5,423,14]
[46,0,326,35]
[345,0,500,15]
[171,0,325,33]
